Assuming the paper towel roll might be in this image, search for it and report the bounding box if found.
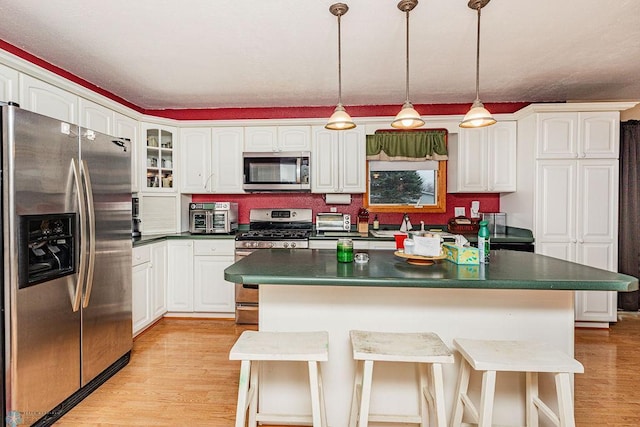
[325,194,351,204]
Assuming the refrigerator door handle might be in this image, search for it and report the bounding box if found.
[71,159,86,312]
[80,160,97,308]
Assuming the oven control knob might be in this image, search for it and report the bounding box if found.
[267,242,274,248]
[290,242,297,248]
[252,242,260,249]
[282,242,289,248]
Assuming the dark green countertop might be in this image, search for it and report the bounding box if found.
[133,226,534,247]
[132,232,235,247]
[310,226,534,244]
[224,249,637,292]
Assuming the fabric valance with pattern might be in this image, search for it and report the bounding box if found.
[366,129,448,161]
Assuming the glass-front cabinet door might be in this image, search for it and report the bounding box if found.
[144,124,176,190]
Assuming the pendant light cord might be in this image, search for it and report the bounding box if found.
[337,13,343,106]
[404,9,410,104]
[474,6,481,103]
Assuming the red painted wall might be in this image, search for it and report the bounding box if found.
[192,192,500,226]
[1,40,511,226]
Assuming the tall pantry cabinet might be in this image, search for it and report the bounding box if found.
[501,103,636,327]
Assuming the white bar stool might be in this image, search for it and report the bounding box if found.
[451,338,584,427]
[229,330,329,427]
[348,330,455,427]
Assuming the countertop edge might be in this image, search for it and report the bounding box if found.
[224,273,637,292]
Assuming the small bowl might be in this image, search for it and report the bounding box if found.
[354,252,369,264]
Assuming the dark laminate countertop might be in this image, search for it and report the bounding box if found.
[224,249,637,292]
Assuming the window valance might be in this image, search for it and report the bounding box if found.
[366,129,448,161]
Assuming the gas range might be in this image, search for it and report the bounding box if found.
[235,208,313,249]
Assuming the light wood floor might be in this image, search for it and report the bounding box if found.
[56,313,640,426]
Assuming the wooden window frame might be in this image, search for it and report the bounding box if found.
[363,160,447,213]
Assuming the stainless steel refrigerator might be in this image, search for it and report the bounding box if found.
[1,104,132,426]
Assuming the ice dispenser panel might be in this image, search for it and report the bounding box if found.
[19,213,76,288]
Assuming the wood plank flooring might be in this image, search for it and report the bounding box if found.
[56,313,640,426]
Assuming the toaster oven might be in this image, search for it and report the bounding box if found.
[315,213,351,232]
[189,202,238,234]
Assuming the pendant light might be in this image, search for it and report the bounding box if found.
[326,3,356,130]
[460,0,496,128]
[391,0,424,130]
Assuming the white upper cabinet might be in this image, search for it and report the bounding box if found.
[20,74,78,123]
[212,127,244,193]
[0,64,19,103]
[311,126,366,194]
[537,112,619,159]
[180,128,212,193]
[579,112,620,158]
[79,98,114,135]
[448,121,517,193]
[180,127,244,194]
[142,123,176,191]
[114,113,140,193]
[245,126,311,152]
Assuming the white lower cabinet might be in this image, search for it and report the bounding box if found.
[167,239,236,314]
[193,240,236,312]
[132,246,152,335]
[132,242,167,336]
[167,240,195,311]
[151,242,168,319]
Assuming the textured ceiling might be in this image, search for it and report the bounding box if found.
[0,0,638,110]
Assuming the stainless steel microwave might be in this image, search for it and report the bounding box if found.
[242,151,310,191]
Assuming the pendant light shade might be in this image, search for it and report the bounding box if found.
[460,0,496,128]
[326,3,355,131]
[392,0,424,130]
[392,101,424,129]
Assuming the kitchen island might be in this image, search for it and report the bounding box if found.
[225,249,637,426]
